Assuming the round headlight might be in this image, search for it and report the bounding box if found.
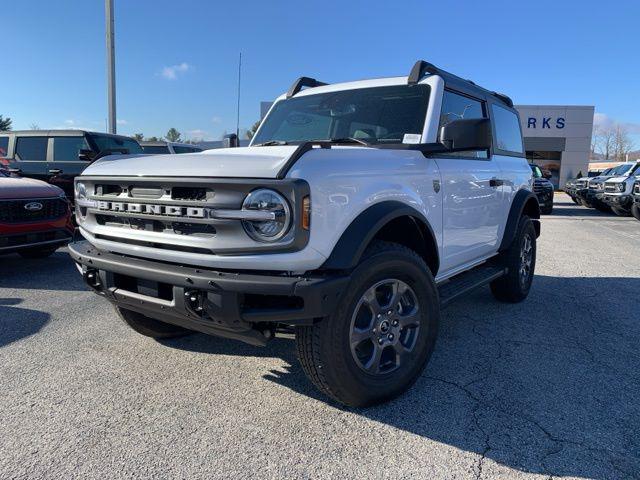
[616,183,626,192]
[241,189,291,242]
[75,182,87,200]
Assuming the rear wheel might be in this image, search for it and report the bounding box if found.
[115,307,192,339]
[295,241,439,407]
[18,246,58,259]
[631,203,640,221]
[490,216,536,303]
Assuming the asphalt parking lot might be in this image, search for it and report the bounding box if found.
[1,193,639,480]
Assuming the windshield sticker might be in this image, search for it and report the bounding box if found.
[402,133,422,144]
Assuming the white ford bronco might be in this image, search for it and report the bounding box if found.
[70,61,540,406]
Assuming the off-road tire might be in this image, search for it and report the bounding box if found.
[18,247,58,259]
[594,203,611,213]
[571,196,580,205]
[490,215,536,303]
[611,206,631,217]
[295,241,439,407]
[631,203,640,221]
[116,306,192,339]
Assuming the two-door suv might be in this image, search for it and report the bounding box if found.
[69,61,540,406]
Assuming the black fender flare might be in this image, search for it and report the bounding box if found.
[499,189,540,252]
[321,200,439,273]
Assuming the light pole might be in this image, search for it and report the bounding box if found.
[105,0,116,134]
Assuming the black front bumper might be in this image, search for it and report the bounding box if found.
[602,194,632,209]
[535,190,554,207]
[69,242,348,345]
[0,229,72,255]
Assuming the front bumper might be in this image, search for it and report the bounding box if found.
[0,228,72,254]
[69,241,348,346]
[602,194,632,208]
[535,190,554,207]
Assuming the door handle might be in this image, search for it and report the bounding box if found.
[49,168,63,175]
[489,178,504,187]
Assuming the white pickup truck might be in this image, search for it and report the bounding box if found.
[70,60,540,406]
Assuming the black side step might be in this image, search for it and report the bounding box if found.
[438,265,506,307]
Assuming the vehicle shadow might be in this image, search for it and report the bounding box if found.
[164,275,640,479]
[0,249,87,291]
[0,298,50,348]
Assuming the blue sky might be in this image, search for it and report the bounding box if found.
[3,0,640,142]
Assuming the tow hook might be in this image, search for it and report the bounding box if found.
[184,290,204,314]
[83,268,101,289]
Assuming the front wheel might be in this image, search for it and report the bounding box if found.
[631,203,640,221]
[611,206,631,217]
[295,241,439,407]
[490,215,536,303]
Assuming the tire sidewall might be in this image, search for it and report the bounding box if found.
[319,249,439,405]
[515,217,536,296]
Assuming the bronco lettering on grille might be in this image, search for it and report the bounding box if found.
[97,201,205,218]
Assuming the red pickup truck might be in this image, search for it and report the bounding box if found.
[0,169,73,258]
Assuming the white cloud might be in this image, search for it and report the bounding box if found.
[211,116,222,124]
[186,129,210,141]
[161,62,191,80]
[117,119,128,125]
[594,113,640,134]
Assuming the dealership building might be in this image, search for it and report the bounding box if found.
[514,105,594,188]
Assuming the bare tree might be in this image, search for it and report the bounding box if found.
[132,133,144,141]
[593,125,615,160]
[612,124,634,162]
[30,123,40,130]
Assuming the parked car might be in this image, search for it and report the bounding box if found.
[69,59,540,407]
[600,161,640,216]
[0,168,73,257]
[563,177,581,204]
[141,141,203,154]
[576,167,615,212]
[530,164,554,214]
[632,180,640,221]
[0,130,143,202]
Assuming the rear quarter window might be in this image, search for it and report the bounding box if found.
[492,105,523,154]
[0,136,8,158]
[15,136,48,161]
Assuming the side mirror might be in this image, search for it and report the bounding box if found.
[223,133,240,148]
[78,149,95,161]
[439,118,492,152]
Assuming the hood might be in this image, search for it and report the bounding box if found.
[0,176,64,199]
[81,146,300,178]
[605,176,629,184]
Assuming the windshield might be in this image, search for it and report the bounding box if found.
[529,164,543,178]
[89,134,144,154]
[142,145,171,154]
[252,84,430,146]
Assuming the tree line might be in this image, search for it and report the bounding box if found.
[591,123,636,162]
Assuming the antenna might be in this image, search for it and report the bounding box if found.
[236,52,242,138]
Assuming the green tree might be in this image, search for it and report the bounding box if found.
[165,128,181,142]
[145,136,161,142]
[132,133,144,141]
[0,115,12,131]
[246,120,261,139]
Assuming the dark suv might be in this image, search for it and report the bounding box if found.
[0,130,143,201]
[530,164,554,214]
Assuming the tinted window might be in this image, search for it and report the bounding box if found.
[89,134,143,154]
[0,136,8,157]
[53,136,90,161]
[173,146,200,154]
[15,137,48,161]
[253,85,430,145]
[439,91,487,158]
[142,145,171,154]
[492,104,523,153]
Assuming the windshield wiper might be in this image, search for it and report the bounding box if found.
[253,140,289,146]
[326,137,372,146]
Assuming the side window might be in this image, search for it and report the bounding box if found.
[15,137,48,161]
[492,104,523,154]
[173,145,197,154]
[439,91,487,159]
[0,136,9,158]
[53,136,90,161]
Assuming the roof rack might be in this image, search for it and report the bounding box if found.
[407,60,513,108]
[286,77,328,98]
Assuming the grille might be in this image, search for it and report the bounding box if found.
[533,179,551,193]
[0,198,68,223]
[574,179,588,189]
[589,182,603,191]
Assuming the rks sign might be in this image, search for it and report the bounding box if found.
[526,117,565,129]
